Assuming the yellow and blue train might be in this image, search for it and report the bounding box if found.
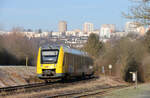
[36,45,94,80]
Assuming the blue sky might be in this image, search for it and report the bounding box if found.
[0,0,131,31]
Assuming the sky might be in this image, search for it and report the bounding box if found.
[0,0,131,31]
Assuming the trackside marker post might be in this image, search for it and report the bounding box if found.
[102,66,106,84]
[135,71,138,89]
[130,71,138,89]
[108,64,112,76]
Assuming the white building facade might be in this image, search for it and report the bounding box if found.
[125,22,145,36]
[100,24,115,39]
[83,22,94,33]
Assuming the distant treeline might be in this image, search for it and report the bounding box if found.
[0,29,67,66]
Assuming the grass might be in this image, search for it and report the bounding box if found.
[103,83,150,98]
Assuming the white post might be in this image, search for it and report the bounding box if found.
[135,71,138,89]
[102,66,106,84]
[131,71,138,89]
[102,66,105,74]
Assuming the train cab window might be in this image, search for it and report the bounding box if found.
[41,49,59,64]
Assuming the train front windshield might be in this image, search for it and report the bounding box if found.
[41,50,59,64]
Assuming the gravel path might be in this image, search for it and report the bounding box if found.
[103,83,150,98]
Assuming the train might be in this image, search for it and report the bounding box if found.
[36,45,94,80]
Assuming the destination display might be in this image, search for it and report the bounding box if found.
[42,51,58,56]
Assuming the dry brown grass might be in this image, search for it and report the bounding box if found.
[24,76,44,83]
[4,76,127,98]
[0,66,36,87]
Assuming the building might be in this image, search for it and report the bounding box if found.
[52,32,62,37]
[125,22,139,33]
[66,31,76,36]
[58,21,67,33]
[100,24,115,39]
[137,26,145,36]
[0,31,5,35]
[111,32,127,38]
[83,22,94,33]
[125,22,146,36]
[40,32,49,37]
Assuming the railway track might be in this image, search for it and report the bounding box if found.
[0,82,54,96]
[0,76,98,96]
[45,85,129,98]
[0,82,51,92]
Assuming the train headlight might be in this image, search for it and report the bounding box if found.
[54,64,56,67]
[41,65,43,67]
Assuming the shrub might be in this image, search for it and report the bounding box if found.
[83,33,103,58]
[96,37,150,82]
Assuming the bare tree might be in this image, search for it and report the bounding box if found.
[83,33,103,58]
[124,0,150,26]
[1,30,38,65]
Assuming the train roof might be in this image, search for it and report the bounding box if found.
[41,44,88,56]
[63,46,87,56]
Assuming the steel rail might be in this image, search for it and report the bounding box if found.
[0,82,50,92]
[0,76,98,96]
[45,85,129,98]
[73,85,129,98]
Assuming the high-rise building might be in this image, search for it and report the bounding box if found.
[58,21,67,33]
[83,22,94,33]
[100,24,115,38]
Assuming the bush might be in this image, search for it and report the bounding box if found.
[83,33,103,58]
[96,37,150,82]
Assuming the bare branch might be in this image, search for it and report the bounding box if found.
[124,0,150,26]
